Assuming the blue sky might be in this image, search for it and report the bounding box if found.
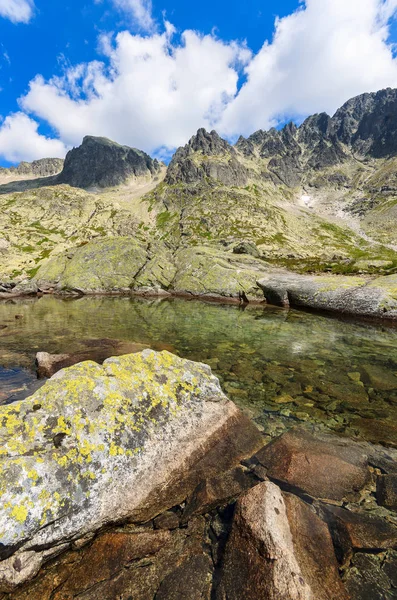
[1,0,397,165]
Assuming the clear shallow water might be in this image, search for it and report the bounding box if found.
[1,295,397,446]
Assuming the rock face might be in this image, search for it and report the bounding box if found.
[166,129,249,186]
[34,239,268,299]
[0,350,263,591]
[237,87,397,185]
[217,481,348,600]
[257,271,397,319]
[57,136,161,188]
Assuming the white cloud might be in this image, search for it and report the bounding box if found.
[112,0,155,32]
[3,0,397,163]
[20,27,249,152]
[220,0,397,135]
[0,0,34,24]
[0,113,67,162]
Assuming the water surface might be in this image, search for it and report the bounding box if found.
[1,295,397,446]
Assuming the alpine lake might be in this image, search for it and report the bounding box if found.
[1,294,397,447]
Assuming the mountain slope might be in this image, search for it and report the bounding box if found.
[3,88,397,289]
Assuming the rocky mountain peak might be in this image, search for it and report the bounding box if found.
[0,158,64,178]
[165,128,247,187]
[187,128,233,156]
[57,135,160,189]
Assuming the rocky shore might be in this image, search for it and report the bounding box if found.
[2,249,397,321]
[0,350,396,599]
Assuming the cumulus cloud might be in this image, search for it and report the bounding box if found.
[4,0,397,163]
[20,26,250,152]
[0,113,67,162]
[220,0,397,135]
[0,0,34,23]
[112,0,155,32]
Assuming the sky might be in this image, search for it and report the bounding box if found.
[1,0,397,165]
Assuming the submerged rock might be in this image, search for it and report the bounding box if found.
[35,338,149,378]
[0,350,263,591]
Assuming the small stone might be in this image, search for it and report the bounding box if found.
[273,394,294,404]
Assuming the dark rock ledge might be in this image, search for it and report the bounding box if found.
[0,351,396,599]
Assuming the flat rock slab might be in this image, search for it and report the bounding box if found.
[217,481,348,600]
[255,427,370,501]
[257,272,397,319]
[0,350,263,592]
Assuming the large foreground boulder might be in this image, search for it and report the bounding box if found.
[0,350,263,591]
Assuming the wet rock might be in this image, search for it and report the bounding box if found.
[324,505,397,564]
[255,427,370,501]
[0,350,263,592]
[350,418,397,448]
[377,475,397,510]
[217,481,347,600]
[35,338,149,378]
[344,552,395,600]
[361,364,397,391]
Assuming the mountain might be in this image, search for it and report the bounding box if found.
[2,88,397,300]
[57,135,161,189]
[0,158,64,178]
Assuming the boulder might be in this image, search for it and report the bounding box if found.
[257,272,397,319]
[217,481,348,600]
[0,350,263,591]
[323,506,397,564]
[173,246,268,300]
[254,427,370,501]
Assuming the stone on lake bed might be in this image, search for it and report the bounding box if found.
[0,349,263,592]
[35,338,150,378]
